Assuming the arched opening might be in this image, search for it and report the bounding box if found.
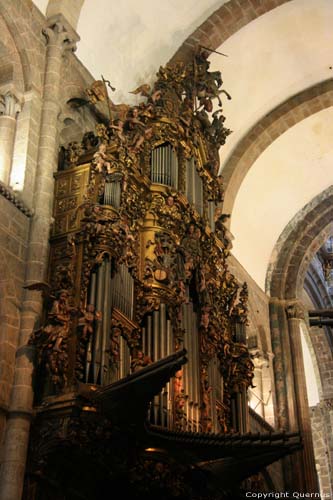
[267,190,333,495]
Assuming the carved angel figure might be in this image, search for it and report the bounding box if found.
[45,289,73,352]
[92,143,112,174]
[78,304,102,340]
[131,350,152,372]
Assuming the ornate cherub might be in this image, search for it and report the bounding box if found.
[38,289,75,352]
[92,143,111,174]
[110,119,126,143]
[109,325,122,362]
[131,350,152,372]
[214,209,233,250]
[78,304,102,341]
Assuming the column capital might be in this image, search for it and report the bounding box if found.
[0,90,22,118]
[285,300,306,320]
[43,14,80,53]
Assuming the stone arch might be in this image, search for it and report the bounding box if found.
[304,261,331,310]
[0,3,44,92]
[170,0,292,64]
[267,187,333,299]
[266,189,333,492]
[270,194,333,400]
[304,321,333,400]
[221,79,333,216]
[0,15,25,93]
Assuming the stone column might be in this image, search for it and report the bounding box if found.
[269,298,300,491]
[0,91,21,185]
[269,299,290,430]
[0,16,79,500]
[286,300,319,493]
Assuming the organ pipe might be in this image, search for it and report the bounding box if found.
[194,167,203,216]
[153,310,159,362]
[92,262,105,383]
[110,264,134,320]
[181,304,188,427]
[166,319,172,427]
[142,304,174,428]
[208,201,216,232]
[208,356,222,432]
[186,158,194,204]
[235,322,246,344]
[102,177,121,208]
[172,146,178,189]
[100,258,112,385]
[189,303,193,409]
[119,336,130,379]
[159,303,166,359]
[85,271,97,382]
[84,260,134,385]
[186,158,203,216]
[181,301,200,431]
[147,315,152,360]
[161,146,165,185]
[151,144,178,188]
[193,307,200,430]
[88,273,97,305]
[152,308,161,424]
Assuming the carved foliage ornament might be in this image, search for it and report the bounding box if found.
[63,48,231,197]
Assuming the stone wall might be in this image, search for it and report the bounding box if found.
[310,401,333,499]
[0,2,97,495]
[0,193,30,455]
[229,253,276,427]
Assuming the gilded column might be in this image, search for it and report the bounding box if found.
[0,91,21,184]
[286,300,319,493]
[0,16,79,500]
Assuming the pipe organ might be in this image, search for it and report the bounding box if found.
[186,157,204,216]
[232,319,250,433]
[141,304,173,363]
[23,49,307,500]
[142,305,174,427]
[85,256,112,385]
[83,260,134,385]
[30,53,254,448]
[207,200,216,232]
[181,301,200,431]
[208,355,224,433]
[110,263,134,320]
[101,174,122,208]
[151,143,178,189]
